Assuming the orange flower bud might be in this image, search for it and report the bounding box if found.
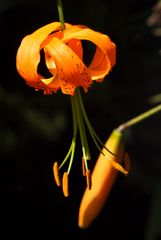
[78,129,129,228]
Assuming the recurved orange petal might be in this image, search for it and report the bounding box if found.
[62,26,116,81]
[16,22,71,92]
[44,37,91,95]
[16,22,116,95]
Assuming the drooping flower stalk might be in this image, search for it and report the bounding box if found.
[57,0,65,30]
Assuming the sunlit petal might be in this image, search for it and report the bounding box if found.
[44,37,91,95]
[62,26,116,81]
[16,22,116,95]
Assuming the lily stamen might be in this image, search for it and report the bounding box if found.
[62,172,69,197]
[53,161,61,187]
[82,157,86,176]
[86,170,92,190]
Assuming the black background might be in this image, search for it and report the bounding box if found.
[0,0,161,239]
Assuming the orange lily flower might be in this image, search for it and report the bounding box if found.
[16,21,117,197]
[78,129,130,229]
[16,22,116,95]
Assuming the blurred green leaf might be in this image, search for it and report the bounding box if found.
[144,183,161,240]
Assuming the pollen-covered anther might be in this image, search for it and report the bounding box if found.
[62,172,69,197]
[86,170,92,190]
[53,162,61,186]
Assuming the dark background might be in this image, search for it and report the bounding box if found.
[0,0,161,239]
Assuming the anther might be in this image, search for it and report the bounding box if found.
[62,172,69,197]
[109,158,128,175]
[53,162,61,186]
[86,170,92,190]
[123,152,130,175]
[82,157,86,176]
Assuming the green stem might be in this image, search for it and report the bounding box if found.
[76,88,118,157]
[118,104,161,132]
[67,140,76,174]
[66,97,78,174]
[74,90,91,161]
[57,0,65,30]
[59,94,78,171]
[70,95,78,139]
[70,89,91,169]
[76,88,103,152]
[59,142,73,169]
